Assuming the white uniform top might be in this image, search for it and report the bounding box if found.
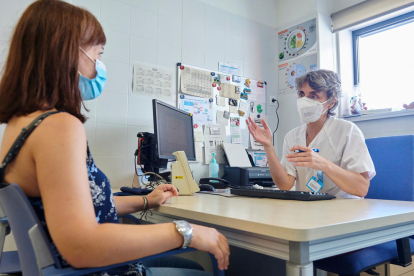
[281,116,376,198]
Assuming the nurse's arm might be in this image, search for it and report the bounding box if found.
[264,144,296,190]
[322,164,370,197]
[287,146,370,197]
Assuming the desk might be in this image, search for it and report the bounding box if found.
[138,194,414,276]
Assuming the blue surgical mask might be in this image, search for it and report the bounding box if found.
[79,47,107,101]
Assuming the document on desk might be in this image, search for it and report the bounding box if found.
[198,190,238,197]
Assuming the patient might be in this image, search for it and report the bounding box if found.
[247,70,376,198]
[0,1,229,275]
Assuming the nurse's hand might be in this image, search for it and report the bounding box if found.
[246,117,272,148]
[286,145,329,171]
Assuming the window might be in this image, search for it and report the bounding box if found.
[353,11,414,110]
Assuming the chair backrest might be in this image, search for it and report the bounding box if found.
[0,184,60,275]
[365,135,414,201]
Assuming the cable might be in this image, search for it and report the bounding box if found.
[140,172,168,189]
[272,98,280,146]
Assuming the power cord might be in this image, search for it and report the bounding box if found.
[272,98,279,146]
[140,172,168,189]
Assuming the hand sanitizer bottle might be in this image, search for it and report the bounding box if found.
[209,153,219,178]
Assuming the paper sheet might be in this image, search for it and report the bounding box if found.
[204,125,226,164]
[219,62,238,75]
[219,83,240,99]
[194,129,204,142]
[216,110,229,126]
[249,81,266,103]
[180,67,214,98]
[195,142,204,162]
[222,143,252,167]
[133,63,173,98]
[230,117,242,144]
[249,114,268,150]
[238,100,249,117]
[216,96,226,107]
[179,95,214,129]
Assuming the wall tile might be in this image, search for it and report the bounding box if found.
[126,157,137,187]
[73,0,100,21]
[183,0,204,26]
[84,120,96,154]
[127,94,154,127]
[244,40,261,66]
[244,19,260,42]
[131,0,158,13]
[377,131,408,138]
[0,124,5,143]
[225,35,243,62]
[205,4,225,34]
[95,123,127,156]
[225,12,244,40]
[182,49,204,68]
[354,120,379,136]
[115,0,131,4]
[94,157,126,188]
[407,115,414,131]
[103,30,130,63]
[205,54,224,72]
[182,21,204,53]
[157,42,181,69]
[260,46,276,70]
[377,117,407,133]
[158,15,182,47]
[205,30,225,57]
[158,0,182,20]
[101,0,130,33]
[130,36,157,65]
[130,7,157,41]
[82,99,97,122]
[96,92,128,125]
[101,59,129,94]
[127,125,154,158]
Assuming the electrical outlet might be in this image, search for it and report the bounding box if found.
[269,96,277,106]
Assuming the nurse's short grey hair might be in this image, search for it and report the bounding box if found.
[295,69,342,116]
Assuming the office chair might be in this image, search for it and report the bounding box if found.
[314,135,414,276]
[0,183,224,276]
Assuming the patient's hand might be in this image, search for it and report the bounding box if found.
[403,102,414,109]
[147,184,178,208]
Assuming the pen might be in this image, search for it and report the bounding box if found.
[294,149,319,153]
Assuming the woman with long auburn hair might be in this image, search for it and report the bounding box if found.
[0,1,229,275]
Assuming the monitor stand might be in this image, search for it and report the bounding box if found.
[171,151,200,196]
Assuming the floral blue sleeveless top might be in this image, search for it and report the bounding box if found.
[0,112,143,275]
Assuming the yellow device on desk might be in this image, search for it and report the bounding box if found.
[172,151,200,196]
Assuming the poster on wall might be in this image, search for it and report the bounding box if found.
[278,54,317,95]
[180,66,214,98]
[133,63,173,98]
[179,95,214,129]
[277,18,317,63]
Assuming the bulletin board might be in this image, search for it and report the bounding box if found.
[176,63,267,163]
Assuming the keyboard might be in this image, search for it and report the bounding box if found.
[230,187,336,201]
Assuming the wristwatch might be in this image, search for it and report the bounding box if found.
[173,220,193,249]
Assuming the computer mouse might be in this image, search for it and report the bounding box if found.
[199,184,216,192]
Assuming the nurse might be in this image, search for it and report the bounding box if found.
[246,70,375,198]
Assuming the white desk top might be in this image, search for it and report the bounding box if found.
[150,194,414,242]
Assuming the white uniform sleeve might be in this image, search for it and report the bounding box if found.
[340,124,376,180]
[280,136,297,178]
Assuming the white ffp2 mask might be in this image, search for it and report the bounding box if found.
[297,97,329,124]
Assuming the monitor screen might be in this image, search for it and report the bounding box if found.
[153,100,196,161]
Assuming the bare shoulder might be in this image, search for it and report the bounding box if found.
[29,112,86,150]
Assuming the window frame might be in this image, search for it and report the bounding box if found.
[352,10,414,85]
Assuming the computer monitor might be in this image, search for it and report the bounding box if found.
[152,99,196,161]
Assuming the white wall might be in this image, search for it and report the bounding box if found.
[353,117,414,139]
[0,0,278,188]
